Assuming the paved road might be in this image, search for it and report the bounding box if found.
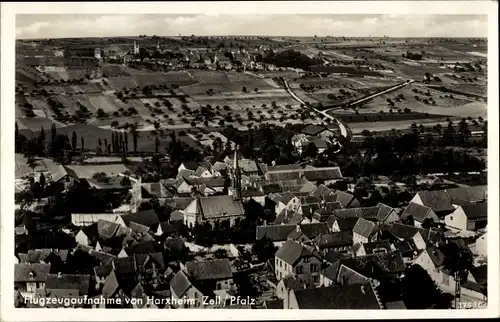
[282,77,351,139]
[323,79,415,112]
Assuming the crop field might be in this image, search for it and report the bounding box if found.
[181,79,275,96]
[128,70,197,87]
[189,70,230,83]
[88,95,121,113]
[226,71,261,82]
[103,64,130,77]
[107,76,138,90]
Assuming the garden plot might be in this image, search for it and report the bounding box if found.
[18,117,64,132]
[57,96,81,115]
[107,76,138,90]
[44,66,69,80]
[128,99,155,120]
[88,95,120,113]
[226,71,261,82]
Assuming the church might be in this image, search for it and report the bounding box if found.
[182,148,246,228]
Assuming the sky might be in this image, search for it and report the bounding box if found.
[16,14,488,39]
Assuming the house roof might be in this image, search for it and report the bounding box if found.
[101,270,119,298]
[141,182,173,198]
[401,202,433,222]
[376,203,396,222]
[353,218,379,239]
[334,190,359,208]
[281,275,313,291]
[96,220,121,239]
[460,202,487,220]
[265,164,302,174]
[337,264,371,285]
[256,224,296,241]
[315,232,353,248]
[124,241,157,255]
[275,240,317,266]
[445,185,487,206]
[425,246,446,267]
[333,207,382,221]
[301,124,328,136]
[297,222,329,239]
[51,165,78,182]
[180,161,199,171]
[327,216,359,231]
[362,240,393,255]
[46,274,91,296]
[170,270,193,298]
[292,284,382,309]
[470,265,487,285]
[309,184,332,198]
[415,190,455,213]
[15,263,51,282]
[113,256,137,277]
[121,210,160,228]
[129,221,151,234]
[198,195,245,219]
[185,259,233,280]
[212,161,227,171]
[18,249,52,263]
[385,301,407,309]
[266,170,303,182]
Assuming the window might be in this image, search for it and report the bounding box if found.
[304,257,310,263]
[313,275,319,283]
[296,265,303,274]
[442,274,450,286]
[310,264,318,273]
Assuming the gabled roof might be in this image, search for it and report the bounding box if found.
[121,210,160,228]
[18,249,52,263]
[124,241,157,255]
[113,256,137,277]
[96,220,121,239]
[309,184,332,198]
[326,216,359,231]
[198,195,245,219]
[334,190,359,208]
[376,203,396,222]
[315,232,353,248]
[470,265,487,285]
[301,124,329,136]
[46,274,91,296]
[170,270,193,298]
[414,190,455,213]
[303,167,342,182]
[460,202,487,220]
[101,270,119,298]
[129,221,151,234]
[265,164,302,174]
[281,275,313,291]
[275,240,317,266]
[256,224,296,241]
[445,185,487,206]
[180,161,199,171]
[297,222,329,239]
[51,165,78,182]
[401,202,434,222]
[362,240,392,255]
[292,284,382,309]
[333,207,382,221]
[353,218,379,239]
[15,263,51,282]
[185,259,233,280]
[425,246,446,267]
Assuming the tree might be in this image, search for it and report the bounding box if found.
[402,264,452,309]
[155,136,160,153]
[303,142,319,159]
[252,236,278,263]
[71,131,77,151]
[214,249,228,259]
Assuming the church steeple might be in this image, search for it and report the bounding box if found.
[232,146,242,201]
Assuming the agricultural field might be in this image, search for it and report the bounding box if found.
[127,69,197,87]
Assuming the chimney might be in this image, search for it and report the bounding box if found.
[57,272,62,278]
[296,225,301,233]
[361,285,366,295]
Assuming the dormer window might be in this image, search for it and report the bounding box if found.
[29,271,35,279]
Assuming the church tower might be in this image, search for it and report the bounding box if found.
[232,146,242,201]
[134,41,140,55]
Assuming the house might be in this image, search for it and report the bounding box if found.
[177,161,200,173]
[169,270,204,308]
[411,190,455,217]
[183,195,245,227]
[121,209,161,230]
[291,133,310,154]
[15,263,51,299]
[274,240,322,285]
[256,224,297,244]
[224,156,260,176]
[300,124,336,141]
[400,202,439,228]
[380,223,443,251]
[286,223,330,244]
[275,275,312,300]
[474,232,487,258]
[444,202,487,231]
[328,216,359,232]
[445,185,487,206]
[44,273,92,304]
[355,240,392,257]
[413,246,456,294]
[211,161,228,177]
[311,232,353,254]
[352,218,379,244]
[184,259,234,293]
[71,213,126,227]
[49,165,78,186]
[287,283,383,309]
[302,166,343,184]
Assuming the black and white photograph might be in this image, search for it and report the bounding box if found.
[1,1,498,320]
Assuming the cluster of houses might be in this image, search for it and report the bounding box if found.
[15,145,488,308]
[115,41,277,71]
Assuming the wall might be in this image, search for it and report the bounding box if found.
[475,233,487,258]
[353,232,368,245]
[75,230,89,246]
[445,208,467,231]
[293,256,322,285]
